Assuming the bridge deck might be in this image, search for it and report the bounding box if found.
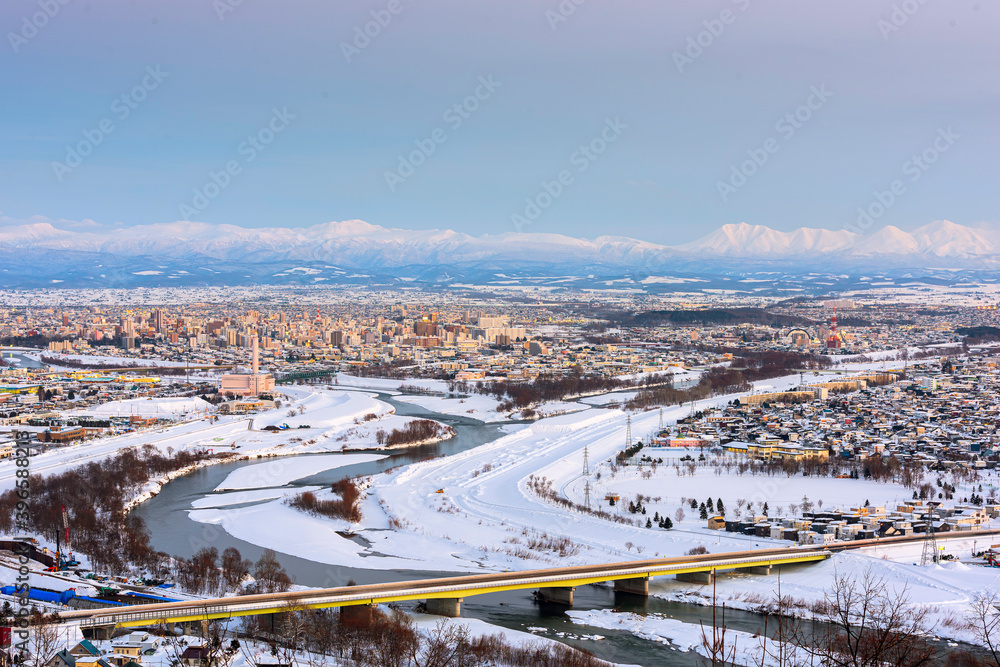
[58,547,831,628]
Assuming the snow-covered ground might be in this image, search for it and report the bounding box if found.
[183,373,880,570]
[24,350,195,368]
[10,365,998,655]
[572,461,922,524]
[64,395,214,418]
[333,373,448,393]
[395,392,507,421]
[0,387,444,493]
[215,453,386,491]
[177,371,1000,648]
[395,391,587,422]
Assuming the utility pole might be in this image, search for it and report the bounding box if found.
[921,508,939,566]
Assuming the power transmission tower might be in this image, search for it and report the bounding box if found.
[625,415,632,448]
[658,408,664,432]
[582,445,590,476]
[921,508,939,566]
[584,479,592,511]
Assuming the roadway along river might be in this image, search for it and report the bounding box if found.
[131,390,970,666]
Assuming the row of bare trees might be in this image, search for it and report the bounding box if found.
[455,369,672,410]
[0,443,235,575]
[239,605,614,667]
[171,546,291,596]
[703,567,1000,667]
[288,477,363,523]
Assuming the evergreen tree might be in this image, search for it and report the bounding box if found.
[664,516,673,529]
[690,499,698,510]
[699,503,708,520]
[762,501,769,516]
[646,518,652,529]
[716,498,725,514]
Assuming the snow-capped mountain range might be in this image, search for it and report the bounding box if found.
[0,218,997,288]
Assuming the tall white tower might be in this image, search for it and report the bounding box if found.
[252,335,259,375]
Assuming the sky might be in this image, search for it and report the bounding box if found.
[0,0,997,244]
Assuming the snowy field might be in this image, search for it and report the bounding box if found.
[215,453,386,490]
[64,395,214,418]
[571,462,926,523]
[395,391,587,422]
[0,387,444,494]
[23,350,194,367]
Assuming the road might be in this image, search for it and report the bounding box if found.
[56,545,833,628]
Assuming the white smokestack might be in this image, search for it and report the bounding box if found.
[252,335,259,375]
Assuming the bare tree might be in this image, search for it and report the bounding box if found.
[411,619,471,667]
[221,546,252,593]
[751,574,806,667]
[700,578,738,666]
[804,568,935,667]
[21,610,61,667]
[250,549,292,594]
[968,590,1000,666]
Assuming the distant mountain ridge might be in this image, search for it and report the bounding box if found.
[0,218,997,288]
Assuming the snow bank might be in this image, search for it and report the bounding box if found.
[532,408,619,434]
[215,453,385,490]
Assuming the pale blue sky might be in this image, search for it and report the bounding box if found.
[0,0,996,243]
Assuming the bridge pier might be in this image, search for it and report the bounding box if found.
[82,624,116,641]
[340,604,376,627]
[676,570,714,585]
[745,565,772,575]
[613,577,649,597]
[537,587,575,606]
[425,598,462,618]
